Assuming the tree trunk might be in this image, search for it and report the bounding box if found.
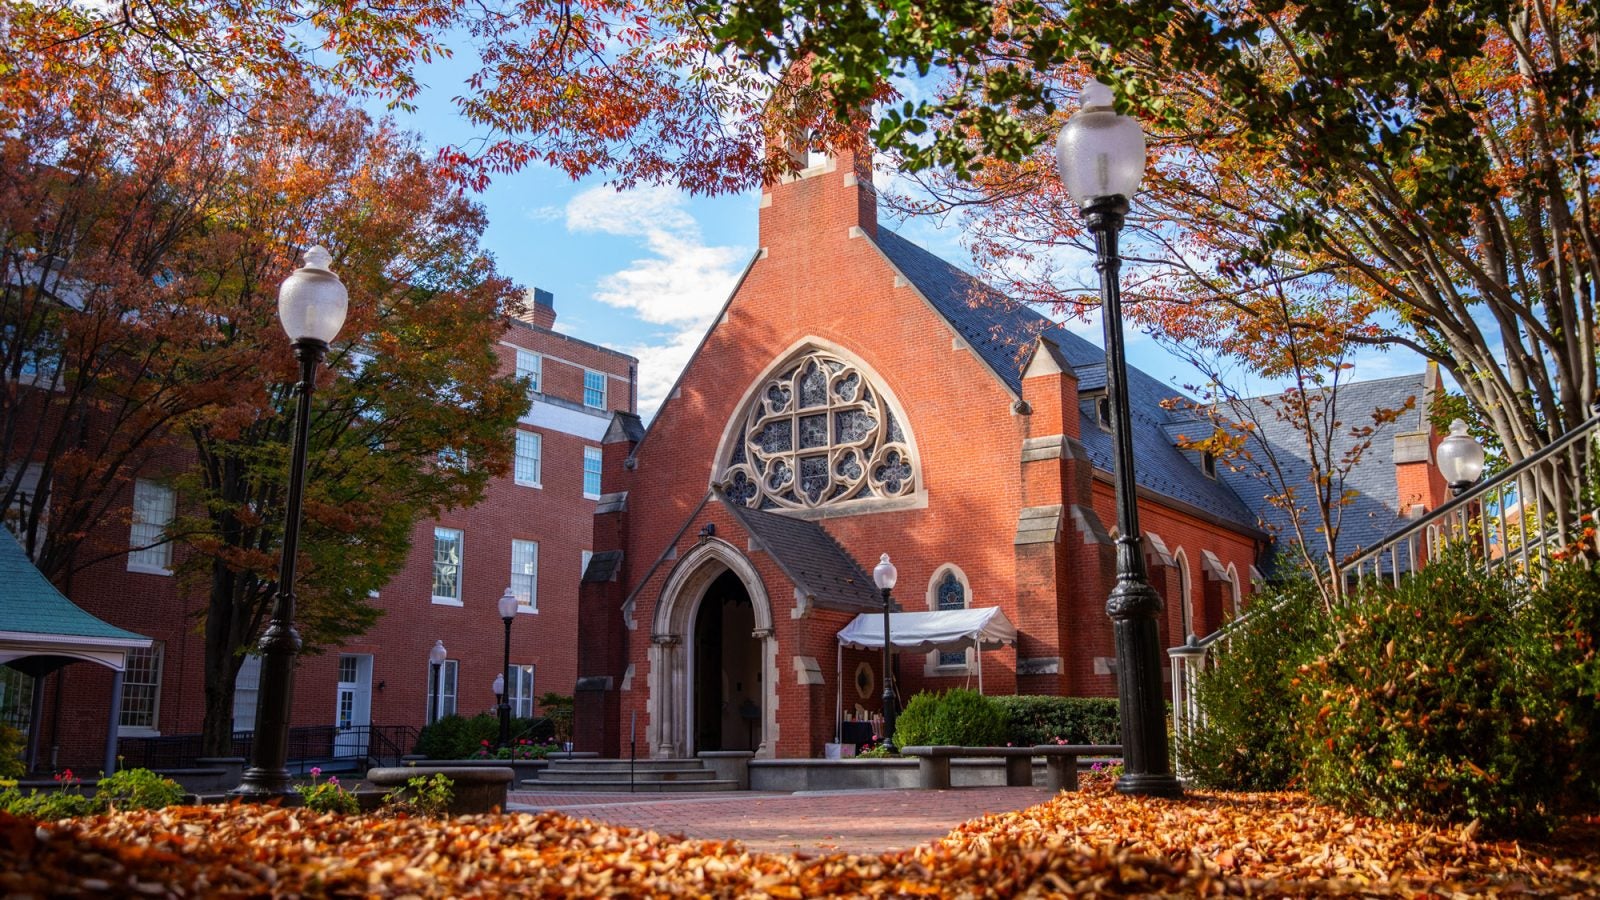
[200,559,242,757]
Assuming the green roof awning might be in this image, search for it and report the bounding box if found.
[0,529,150,670]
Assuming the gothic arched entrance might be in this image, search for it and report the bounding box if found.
[649,539,776,757]
[692,571,761,751]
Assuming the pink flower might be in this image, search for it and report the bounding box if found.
[328,775,340,786]
[481,739,490,746]
[310,766,322,778]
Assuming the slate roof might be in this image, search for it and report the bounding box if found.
[717,494,883,613]
[873,228,1259,530]
[0,529,150,643]
[1186,373,1431,570]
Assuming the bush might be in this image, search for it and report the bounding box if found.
[296,768,359,815]
[382,773,454,817]
[0,725,25,780]
[96,767,185,811]
[1178,578,1328,791]
[1299,550,1598,835]
[417,714,547,759]
[992,696,1120,747]
[0,769,99,820]
[892,689,1009,748]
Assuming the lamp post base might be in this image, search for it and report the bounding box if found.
[231,767,295,800]
[1114,771,1184,797]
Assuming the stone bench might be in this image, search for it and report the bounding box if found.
[365,765,513,814]
[899,745,1122,790]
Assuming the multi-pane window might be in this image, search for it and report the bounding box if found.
[583,370,606,409]
[511,539,538,611]
[232,655,261,732]
[127,480,175,573]
[426,659,458,721]
[508,664,535,718]
[516,349,541,396]
[583,447,603,498]
[432,527,463,604]
[0,665,34,732]
[515,430,542,487]
[935,571,967,668]
[3,463,46,557]
[119,644,164,731]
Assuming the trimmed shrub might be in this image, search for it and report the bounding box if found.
[0,726,24,780]
[1178,578,1327,790]
[892,689,1009,748]
[1299,550,1597,835]
[96,767,185,811]
[993,696,1120,746]
[417,713,545,759]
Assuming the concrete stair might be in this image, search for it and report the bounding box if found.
[520,757,738,793]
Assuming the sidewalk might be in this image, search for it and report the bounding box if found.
[507,786,1057,854]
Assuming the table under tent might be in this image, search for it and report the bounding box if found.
[833,607,1018,744]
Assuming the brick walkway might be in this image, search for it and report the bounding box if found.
[507,787,1057,855]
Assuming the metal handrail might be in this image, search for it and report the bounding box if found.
[1339,409,1600,578]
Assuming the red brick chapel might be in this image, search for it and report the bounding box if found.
[570,144,1375,760]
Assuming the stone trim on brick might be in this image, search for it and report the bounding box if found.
[1015,505,1063,545]
[1069,505,1113,545]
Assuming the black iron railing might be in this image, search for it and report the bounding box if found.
[118,724,421,772]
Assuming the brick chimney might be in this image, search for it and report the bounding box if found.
[512,287,557,330]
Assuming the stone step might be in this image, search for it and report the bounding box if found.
[532,767,719,784]
[541,758,705,771]
[518,778,739,793]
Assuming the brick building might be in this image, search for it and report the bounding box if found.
[571,144,1448,760]
[13,290,637,771]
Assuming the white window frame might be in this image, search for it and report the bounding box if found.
[508,664,535,718]
[425,659,458,721]
[516,349,542,397]
[583,369,606,410]
[432,526,464,606]
[127,479,175,575]
[119,643,164,735]
[511,539,538,612]
[514,430,542,488]
[232,655,262,732]
[1174,548,1195,639]
[582,446,603,499]
[3,463,48,559]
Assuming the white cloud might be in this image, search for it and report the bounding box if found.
[565,185,750,421]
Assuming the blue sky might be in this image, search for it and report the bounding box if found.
[379,60,1426,422]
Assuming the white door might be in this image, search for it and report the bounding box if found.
[334,654,373,758]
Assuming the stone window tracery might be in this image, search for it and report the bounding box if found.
[718,350,916,511]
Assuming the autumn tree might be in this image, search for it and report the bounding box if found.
[161,90,528,755]
[5,0,851,194]
[708,0,1600,506]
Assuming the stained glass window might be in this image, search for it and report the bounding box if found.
[717,350,916,511]
[936,572,968,667]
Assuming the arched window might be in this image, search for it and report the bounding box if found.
[718,349,916,512]
[1174,548,1194,639]
[933,569,968,668]
[1225,563,1242,619]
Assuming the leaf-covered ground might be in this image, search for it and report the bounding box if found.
[3,782,1597,897]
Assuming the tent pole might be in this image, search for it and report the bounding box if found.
[835,642,842,744]
[976,636,984,695]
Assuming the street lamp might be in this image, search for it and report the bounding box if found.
[497,586,518,747]
[1057,80,1182,798]
[873,553,898,751]
[233,245,348,800]
[429,639,447,725]
[1436,419,1486,496]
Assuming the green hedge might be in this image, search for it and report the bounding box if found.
[415,713,551,759]
[892,689,1009,747]
[1299,551,1600,835]
[993,696,1120,746]
[1177,578,1326,791]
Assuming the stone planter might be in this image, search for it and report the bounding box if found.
[366,766,513,815]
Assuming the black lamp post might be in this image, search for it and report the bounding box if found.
[1056,80,1182,797]
[1436,419,1486,496]
[496,586,517,747]
[233,246,348,800]
[873,553,899,751]
[429,639,447,724]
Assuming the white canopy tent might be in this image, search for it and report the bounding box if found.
[835,607,1019,742]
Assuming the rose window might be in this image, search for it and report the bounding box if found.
[719,351,916,510]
